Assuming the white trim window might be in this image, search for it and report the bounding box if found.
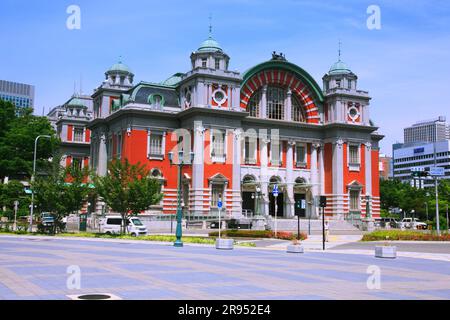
[211,129,226,163]
[211,184,225,208]
[348,144,360,171]
[116,133,123,160]
[349,190,360,211]
[270,141,283,166]
[295,143,307,167]
[244,136,257,165]
[73,127,84,142]
[147,131,165,160]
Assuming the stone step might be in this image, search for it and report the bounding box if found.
[266,218,359,232]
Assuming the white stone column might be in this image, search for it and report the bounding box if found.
[260,85,268,118]
[192,121,205,216]
[286,140,295,217]
[310,143,319,218]
[318,144,325,196]
[232,129,243,218]
[365,142,372,196]
[97,132,108,177]
[197,82,205,107]
[260,133,270,215]
[332,139,345,219]
[286,89,292,121]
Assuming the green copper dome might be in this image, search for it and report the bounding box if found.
[67,97,85,107]
[161,73,184,86]
[108,61,133,74]
[329,59,352,75]
[198,36,222,52]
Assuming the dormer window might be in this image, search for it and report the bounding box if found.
[347,80,352,89]
[336,79,341,88]
[201,58,207,68]
[215,58,220,69]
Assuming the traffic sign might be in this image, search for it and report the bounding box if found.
[217,199,223,209]
[429,166,445,177]
[272,184,279,197]
[301,199,306,209]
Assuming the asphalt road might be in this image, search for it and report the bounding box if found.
[330,241,450,254]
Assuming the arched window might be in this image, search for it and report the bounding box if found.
[267,86,285,120]
[247,89,261,117]
[291,95,306,122]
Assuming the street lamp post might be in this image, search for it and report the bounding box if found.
[29,135,52,232]
[424,202,428,222]
[168,150,194,248]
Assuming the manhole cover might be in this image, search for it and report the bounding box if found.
[78,294,111,300]
[67,293,121,300]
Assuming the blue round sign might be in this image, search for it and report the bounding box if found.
[217,199,223,209]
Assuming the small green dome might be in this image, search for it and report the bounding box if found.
[67,97,85,107]
[198,36,222,52]
[329,59,352,75]
[161,73,184,86]
[108,61,133,74]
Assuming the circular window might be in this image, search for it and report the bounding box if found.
[348,107,359,120]
[213,89,227,105]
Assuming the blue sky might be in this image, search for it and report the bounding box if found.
[1,0,450,155]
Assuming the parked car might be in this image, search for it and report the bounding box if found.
[400,218,427,230]
[210,219,252,230]
[377,217,398,228]
[99,216,147,236]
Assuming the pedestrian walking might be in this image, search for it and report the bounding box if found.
[324,220,330,242]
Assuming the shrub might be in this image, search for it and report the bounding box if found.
[208,229,307,241]
[362,230,450,242]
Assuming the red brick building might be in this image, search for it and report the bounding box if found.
[87,34,383,222]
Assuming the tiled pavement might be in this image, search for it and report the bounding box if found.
[0,235,449,300]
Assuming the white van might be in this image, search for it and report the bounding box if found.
[100,216,148,236]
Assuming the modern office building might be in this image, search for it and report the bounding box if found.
[0,80,35,109]
[393,140,450,187]
[404,116,448,144]
[85,31,383,221]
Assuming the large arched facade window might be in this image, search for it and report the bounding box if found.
[246,85,306,122]
[266,86,285,120]
[247,89,261,117]
[292,95,306,122]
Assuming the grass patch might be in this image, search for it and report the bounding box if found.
[362,230,450,242]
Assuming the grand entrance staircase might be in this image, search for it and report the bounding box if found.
[265,218,360,232]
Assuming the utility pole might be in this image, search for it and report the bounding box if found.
[29,135,52,233]
[446,204,449,232]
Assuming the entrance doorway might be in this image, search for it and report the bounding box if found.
[269,192,284,217]
[294,193,306,217]
[242,192,255,215]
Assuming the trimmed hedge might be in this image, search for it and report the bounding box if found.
[362,230,450,242]
[208,229,307,241]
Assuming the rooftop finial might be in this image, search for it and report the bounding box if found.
[208,14,213,38]
[338,40,342,61]
[118,55,122,63]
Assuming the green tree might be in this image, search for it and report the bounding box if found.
[94,159,163,234]
[33,156,92,233]
[0,100,58,180]
[380,178,428,220]
[0,180,30,220]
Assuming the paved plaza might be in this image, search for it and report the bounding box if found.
[0,235,449,300]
